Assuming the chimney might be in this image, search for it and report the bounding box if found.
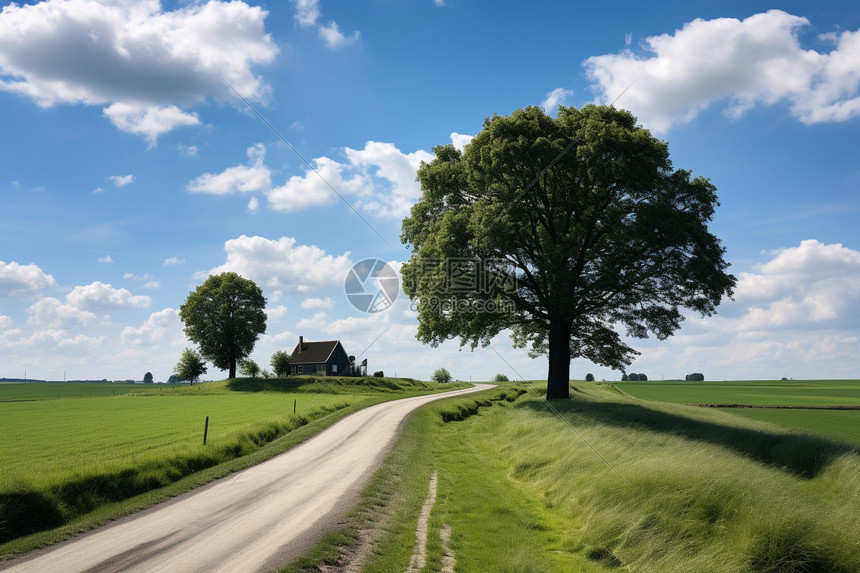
[299,336,304,352]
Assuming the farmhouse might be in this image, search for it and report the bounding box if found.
[290,336,366,376]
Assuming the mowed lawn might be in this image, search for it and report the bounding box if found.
[615,379,860,446]
[1,385,353,489]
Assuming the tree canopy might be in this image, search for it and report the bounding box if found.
[143,371,153,384]
[401,105,735,399]
[179,272,267,379]
[270,350,291,378]
[432,368,452,383]
[174,348,207,384]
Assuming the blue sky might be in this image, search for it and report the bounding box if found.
[1,0,858,382]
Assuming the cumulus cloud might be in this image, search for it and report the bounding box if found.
[120,308,180,345]
[189,137,452,218]
[318,21,360,49]
[345,141,434,218]
[450,132,474,152]
[0,261,56,297]
[188,143,270,195]
[26,297,96,328]
[202,235,353,293]
[291,0,358,48]
[108,174,134,187]
[0,0,277,142]
[267,155,362,212]
[66,281,151,311]
[584,10,860,132]
[541,87,575,115]
[0,314,12,329]
[164,256,185,266]
[97,255,113,263]
[266,305,288,320]
[301,296,334,309]
[731,240,860,331]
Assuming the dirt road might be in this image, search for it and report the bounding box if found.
[2,384,493,573]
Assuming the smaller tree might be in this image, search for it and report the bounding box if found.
[432,368,452,383]
[270,350,291,378]
[621,374,629,381]
[493,373,510,382]
[240,359,261,378]
[373,370,385,378]
[685,373,705,381]
[143,371,154,384]
[175,348,207,385]
[585,373,595,382]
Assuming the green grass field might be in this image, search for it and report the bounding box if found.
[0,382,152,401]
[614,379,860,406]
[292,382,860,572]
[0,376,460,550]
[615,379,860,446]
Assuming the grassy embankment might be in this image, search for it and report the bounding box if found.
[289,381,860,572]
[0,376,465,555]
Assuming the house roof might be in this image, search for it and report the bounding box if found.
[290,339,345,365]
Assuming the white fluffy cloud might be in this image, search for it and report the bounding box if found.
[624,239,860,380]
[345,141,434,218]
[541,87,575,115]
[301,296,334,309]
[120,308,181,346]
[449,132,473,152]
[584,10,860,132]
[189,138,448,218]
[0,261,56,297]
[0,0,277,142]
[188,139,440,217]
[108,174,134,187]
[291,0,359,48]
[202,235,353,293]
[26,297,97,328]
[732,240,860,332]
[267,156,361,212]
[66,281,151,311]
[188,143,271,195]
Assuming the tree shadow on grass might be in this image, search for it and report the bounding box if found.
[516,397,856,478]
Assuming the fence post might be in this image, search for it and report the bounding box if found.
[203,416,209,445]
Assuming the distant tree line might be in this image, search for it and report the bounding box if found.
[622,373,648,381]
[685,373,705,381]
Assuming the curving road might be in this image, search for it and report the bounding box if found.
[2,384,493,573]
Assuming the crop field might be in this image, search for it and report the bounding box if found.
[1,376,456,549]
[614,379,860,446]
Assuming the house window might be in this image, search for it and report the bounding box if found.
[298,365,304,374]
[332,364,337,373]
[291,365,296,374]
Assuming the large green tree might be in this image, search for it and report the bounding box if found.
[401,105,736,399]
[179,272,267,379]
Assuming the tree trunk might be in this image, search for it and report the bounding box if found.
[229,359,237,380]
[546,314,572,399]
